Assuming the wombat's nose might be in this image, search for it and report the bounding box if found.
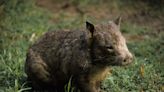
[122,54,133,65]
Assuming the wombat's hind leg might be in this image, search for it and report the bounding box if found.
[25,49,52,90]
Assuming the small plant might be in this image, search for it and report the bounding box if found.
[64,77,77,92]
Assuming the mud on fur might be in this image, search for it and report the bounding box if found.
[25,17,133,92]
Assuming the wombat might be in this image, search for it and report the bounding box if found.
[25,17,133,92]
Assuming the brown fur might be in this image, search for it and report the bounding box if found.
[25,18,133,92]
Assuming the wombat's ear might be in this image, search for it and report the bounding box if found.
[86,21,95,35]
[114,16,121,27]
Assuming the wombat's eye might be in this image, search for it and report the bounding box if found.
[105,46,114,52]
[106,46,113,50]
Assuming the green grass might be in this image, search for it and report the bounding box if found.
[0,0,51,91]
[0,0,164,92]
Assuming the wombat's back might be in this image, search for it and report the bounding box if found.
[31,30,91,68]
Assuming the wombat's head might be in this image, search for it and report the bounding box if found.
[86,17,133,66]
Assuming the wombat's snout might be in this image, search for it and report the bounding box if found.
[122,53,133,65]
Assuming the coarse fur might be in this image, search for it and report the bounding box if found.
[25,17,133,92]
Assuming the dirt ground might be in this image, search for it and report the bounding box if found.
[36,0,164,36]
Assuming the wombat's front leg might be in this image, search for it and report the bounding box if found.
[79,84,98,92]
[77,76,101,92]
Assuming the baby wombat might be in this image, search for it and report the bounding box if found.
[25,17,133,92]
